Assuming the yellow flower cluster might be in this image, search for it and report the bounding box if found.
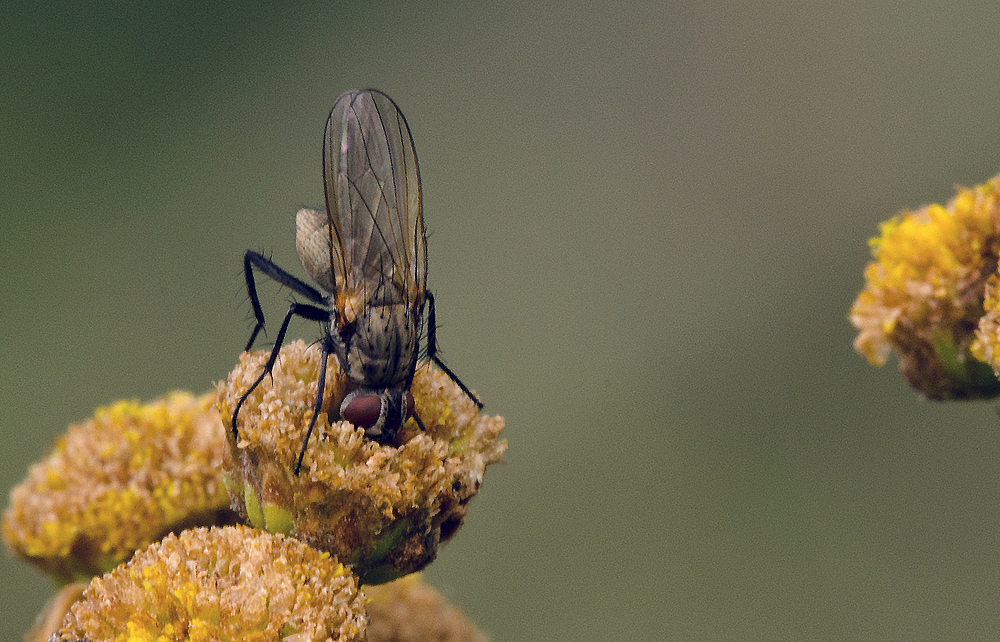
[4,344,504,639]
[850,173,1000,398]
[54,526,366,642]
[2,391,232,582]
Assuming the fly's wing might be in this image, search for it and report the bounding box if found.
[322,89,427,321]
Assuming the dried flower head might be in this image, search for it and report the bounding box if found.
[2,391,234,583]
[218,340,506,584]
[52,525,366,642]
[850,173,1000,399]
[366,573,489,642]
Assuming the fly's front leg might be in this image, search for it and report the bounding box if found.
[231,300,328,439]
[425,291,484,410]
[295,339,332,476]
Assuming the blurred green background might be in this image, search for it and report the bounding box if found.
[5,1,1000,640]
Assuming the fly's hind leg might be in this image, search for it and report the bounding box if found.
[243,250,327,350]
[424,291,484,410]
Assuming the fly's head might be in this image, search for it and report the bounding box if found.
[340,386,415,444]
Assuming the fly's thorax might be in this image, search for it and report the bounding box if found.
[342,300,420,388]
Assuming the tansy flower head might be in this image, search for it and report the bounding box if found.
[850,173,1000,399]
[218,340,506,584]
[51,525,366,642]
[2,391,234,583]
[366,573,489,642]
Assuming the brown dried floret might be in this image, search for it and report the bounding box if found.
[2,391,234,583]
[218,340,506,584]
[52,525,366,642]
[367,573,489,642]
[974,274,1000,374]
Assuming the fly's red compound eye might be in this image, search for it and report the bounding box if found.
[342,394,382,429]
[341,390,416,442]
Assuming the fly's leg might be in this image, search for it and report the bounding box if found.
[243,250,327,351]
[235,250,330,441]
[232,300,328,440]
[425,291,484,409]
[294,340,332,476]
[237,251,335,475]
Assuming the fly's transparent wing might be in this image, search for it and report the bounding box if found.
[322,89,427,314]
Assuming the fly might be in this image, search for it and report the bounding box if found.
[231,89,483,474]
